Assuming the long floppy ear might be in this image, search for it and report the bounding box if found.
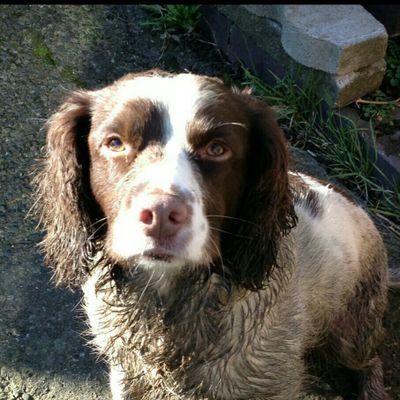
[32,91,100,288]
[221,91,297,290]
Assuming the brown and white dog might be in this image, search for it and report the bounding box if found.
[33,69,389,399]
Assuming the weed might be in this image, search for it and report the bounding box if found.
[356,90,396,131]
[355,38,400,132]
[384,38,400,98]
[141,5,201,38]
[241,67,400,222]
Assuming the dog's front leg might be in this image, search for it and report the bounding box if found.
[110,364,129,400]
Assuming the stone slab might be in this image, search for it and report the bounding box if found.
[205,5,388,107]
[281,5,387,75]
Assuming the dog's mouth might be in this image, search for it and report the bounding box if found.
[142,249,174,262]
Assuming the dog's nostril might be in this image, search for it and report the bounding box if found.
[169,208,188,224]
[139,209,154,225]
[138,194,190,239]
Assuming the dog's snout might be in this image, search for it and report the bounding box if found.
[138,194,189,239]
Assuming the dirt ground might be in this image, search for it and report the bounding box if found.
[0,5,399,400]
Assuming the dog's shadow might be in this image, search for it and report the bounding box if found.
[1,228,109,396]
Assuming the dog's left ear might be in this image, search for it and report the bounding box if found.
[32,90,100,289]
[222,91,297,290]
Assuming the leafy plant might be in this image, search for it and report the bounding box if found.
[141,5,201,37]
[353,38,400,136]
[384,38,400,97]
[356,90,396,129]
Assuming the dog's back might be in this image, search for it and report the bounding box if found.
[292,172,387,337]
[291,173,388,394]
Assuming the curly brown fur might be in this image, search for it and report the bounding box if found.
[32,90,105,287]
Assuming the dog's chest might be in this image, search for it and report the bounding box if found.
[83,271,306,399]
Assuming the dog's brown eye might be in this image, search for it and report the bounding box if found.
[107,137,125,152]
[207,142,225,157]
[202,140,231,161]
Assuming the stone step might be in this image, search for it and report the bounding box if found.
[203,5,388,107]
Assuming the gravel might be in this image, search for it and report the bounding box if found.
[1,5,399,400]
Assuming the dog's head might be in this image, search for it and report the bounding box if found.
[33,69,296,289]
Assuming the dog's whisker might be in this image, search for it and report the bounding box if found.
[136,269,156,307]
[88,219,108,241]
[207,214,257,226]
[209,226,253,240]
[208,236,224,266]
[91,217,108,228]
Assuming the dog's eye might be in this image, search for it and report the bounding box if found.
[107,137,126,152]
[207,142,225,157]
[201,140,231,161]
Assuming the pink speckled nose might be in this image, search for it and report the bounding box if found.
[138,194,189,240]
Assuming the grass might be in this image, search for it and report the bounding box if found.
[241,67,400,223]
[141,5,201,38]
[241,68,323,145]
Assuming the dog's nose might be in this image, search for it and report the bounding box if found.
[138,194,189,240]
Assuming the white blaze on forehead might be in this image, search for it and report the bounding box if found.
[113,73,220,192]
[115,73,218,143]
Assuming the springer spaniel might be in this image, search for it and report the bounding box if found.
[33,69,389,400]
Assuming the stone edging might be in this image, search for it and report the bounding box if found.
[201,5,400,188]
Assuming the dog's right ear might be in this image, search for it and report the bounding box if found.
[32,90,100,289]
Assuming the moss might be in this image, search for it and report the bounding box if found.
[30,31,55,67]
[29,31,86,88]
[61,66,86,88]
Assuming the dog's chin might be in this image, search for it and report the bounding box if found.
[123,250,190,274]
[108,239,214,276]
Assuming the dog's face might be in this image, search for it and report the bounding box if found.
[35,69,294,288]
[88,72,250,271]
